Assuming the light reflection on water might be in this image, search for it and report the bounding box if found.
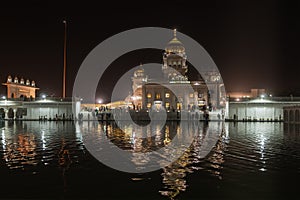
[0,120,300,199]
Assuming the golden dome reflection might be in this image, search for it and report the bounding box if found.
[89,121,227,199]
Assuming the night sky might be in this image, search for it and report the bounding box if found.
[0,0,300,102]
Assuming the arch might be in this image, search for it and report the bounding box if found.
[7,108,14,119]
[0,108,5,119]
[296,110,300,122]
[284,110,289,122]
[289,110,294,122]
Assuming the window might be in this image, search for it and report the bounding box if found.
[147,93,152,98]
[155,93,161,99]
[147,103,151,108]
[189,93,194,98]
[165,93,170,98]
[177,103,182,110]
[165,102,170,109]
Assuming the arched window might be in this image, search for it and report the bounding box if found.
[155,93,161,99]
[296,110,300,122]
[165,102,170,109]
[284,110,289,121]
[289,110,294,121]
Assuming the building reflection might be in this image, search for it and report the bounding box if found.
[284,123,300,135]
[1,121,80,172]
[101,120,227,199]
[284,123,300,139]
[159,122,228,199]
[1,121,38,169]
[205,122,228,179]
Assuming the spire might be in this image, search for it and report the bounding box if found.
[165,28,185,53]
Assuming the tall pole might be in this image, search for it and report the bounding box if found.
[63,20,67,98]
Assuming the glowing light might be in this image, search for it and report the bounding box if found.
[260,94,265,98]
[1,129,6,149]
[41,130,46,150]
[98,99,103,104]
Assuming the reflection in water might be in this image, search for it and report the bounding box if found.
[96,121,226,199]
[159,122,228,199]
[58,138,71,191]
[1,121,299,199]
[0,121,83,187]
[1,121,37,169]
[284,123,300,137]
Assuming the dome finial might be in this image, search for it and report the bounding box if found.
[173,28,177,38]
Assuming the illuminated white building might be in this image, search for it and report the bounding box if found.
[137,29,225,111]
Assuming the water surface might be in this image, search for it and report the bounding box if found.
[0,120,299,199]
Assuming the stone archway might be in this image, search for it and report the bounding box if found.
[7,108,14,119]
[0,108,5,119]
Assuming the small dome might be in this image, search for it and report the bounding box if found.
[31,80,35,87]
[7,75,12,83]
[14,77,19,83]
[26,79,30,85]
[20,78,24,84]
[165,29,185,53]
[134,65,145,77]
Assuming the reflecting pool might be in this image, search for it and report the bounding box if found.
[0,120,299,199]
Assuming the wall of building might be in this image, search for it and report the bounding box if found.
[229,100,300,121]
[22,102,73,120]
[6,85,37,98]
[283,106,300,123]
[0,100,74,120]
[142,83,208,110]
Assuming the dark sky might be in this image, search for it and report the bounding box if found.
[0,0,300,101]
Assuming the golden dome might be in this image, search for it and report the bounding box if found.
[165,29,185,53]
[134,66,145,77]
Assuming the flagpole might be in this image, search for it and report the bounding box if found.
[63,20,67,98]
